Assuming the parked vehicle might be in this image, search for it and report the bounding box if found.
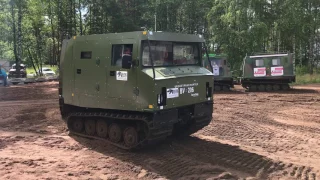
[203,54,234,91]
[240,52,296,91]
[8,63,27,78]
[40,67,56,76]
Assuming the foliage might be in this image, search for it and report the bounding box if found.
[0,0,319,77]
[292,66,320,85]
[293,74,320,85]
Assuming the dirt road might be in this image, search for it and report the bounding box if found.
[0,82,319,180]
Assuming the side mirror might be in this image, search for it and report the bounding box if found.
[122,56,132,69]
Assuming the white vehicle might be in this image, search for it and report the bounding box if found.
[40,67,56,76]
[40,67,57,81]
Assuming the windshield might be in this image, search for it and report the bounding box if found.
[209,58,226,67]
[141,40,200,67]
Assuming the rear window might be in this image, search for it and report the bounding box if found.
[81,51,92,59]
[272,59,281,66]
[255,59,264,66]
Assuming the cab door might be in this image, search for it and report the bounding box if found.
[106,39,138,102]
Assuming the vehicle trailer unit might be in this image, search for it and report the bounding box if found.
[240,53,296,92]
[59,31,214,150]
[203,54,234,91]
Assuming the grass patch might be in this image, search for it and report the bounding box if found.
[292,73,320,85]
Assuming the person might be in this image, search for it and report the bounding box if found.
[0,65,8,87]
[163,46,173,66]
[116,47,132,67]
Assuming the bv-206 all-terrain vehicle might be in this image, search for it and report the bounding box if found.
[203,54,234,91]
[59,31,214,149]
[240,52,296,91]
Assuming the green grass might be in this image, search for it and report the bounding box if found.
[292,73,320,85]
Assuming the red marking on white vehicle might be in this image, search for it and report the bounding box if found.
[271,66,284,76]
[254,67,266,77]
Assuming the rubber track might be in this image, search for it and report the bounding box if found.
[245,83,291,92]
[65,111,212,150]
[66,112,161,150]
[214,84,232,92]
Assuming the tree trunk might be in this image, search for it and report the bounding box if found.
[35,28,43,76]
[27,48,39,76]
[309,36,314,74]
[57,0,62,66]
[73,0,76,35]
[10,1,19,78]
[49,0,56,65]
[79,0,83,35]
[17,0,22,78]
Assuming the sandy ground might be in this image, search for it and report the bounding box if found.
[0,82,320,180]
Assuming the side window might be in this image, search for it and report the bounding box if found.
[272,58,281,66]
[111,44,133,67]
[255,59,264,66]
[81,51,92,59]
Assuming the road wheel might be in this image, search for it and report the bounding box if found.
[109,123,122,143]
[266,84,272,92]
[249,85,257,92]
[281,84,290,91]
[214,85,221,91]
[96,120,108,138]
[222,86,230,91]
[123,127,138,148]
[72,119,84,133]
[273,84,280,91]
[258,84,265,91]
[85,119,96,135]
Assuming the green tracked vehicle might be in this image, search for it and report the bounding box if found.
[240,52,296,92]
[203,54,234,91]
[59,31,214,150]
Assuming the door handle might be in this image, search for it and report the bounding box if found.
[77,69,81,74]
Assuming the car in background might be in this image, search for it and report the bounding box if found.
[40,67,57,81]
[40,67,56,76]
[8,63,27,78]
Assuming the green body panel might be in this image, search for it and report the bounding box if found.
[241,53,295,80]
[202,54,233,80]
[60,31,213,112]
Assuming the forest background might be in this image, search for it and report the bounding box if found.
[0,0,319,83]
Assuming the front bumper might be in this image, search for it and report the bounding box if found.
[152,101,213,128]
